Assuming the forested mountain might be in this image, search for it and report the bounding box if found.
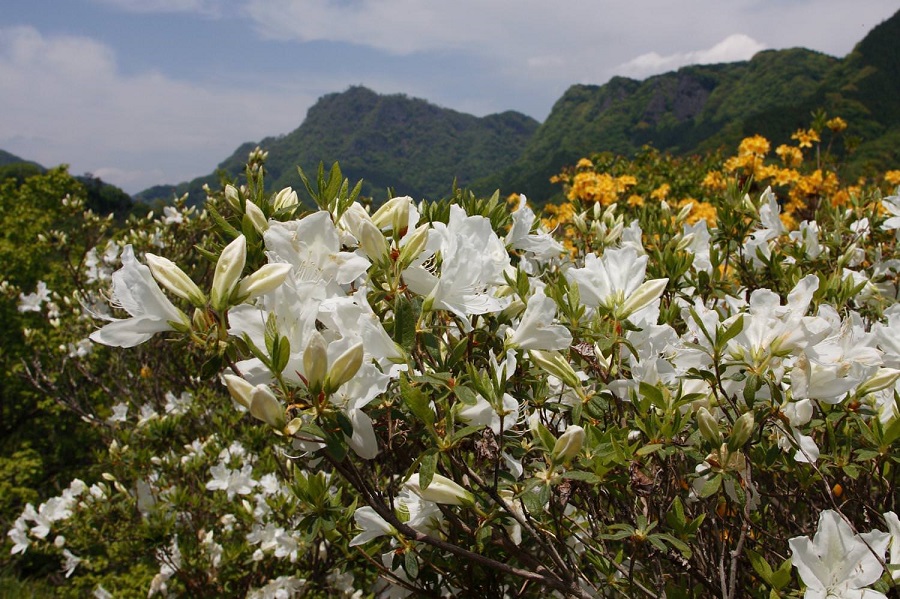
[481,8,900,202]
[13,9,900,208]
[136,86,539,205]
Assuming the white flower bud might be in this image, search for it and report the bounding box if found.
[325,342,364,394]
[405,473,474,506]
[303,332,328,393]
[224,184,240,211]
[529,350,582,394]
[619,278,668,319]
[249,385,284,429]
[372,196,411,230]
[145,253,206,307]
[857,368,900,396]
[223,374,253,410]
[552,425,585,463]
[210,235,247,311]
[398,224,429,268]
[244,200,268,234]
[358,219,389,263]
[273,187,299,212]
[236,263,291,300]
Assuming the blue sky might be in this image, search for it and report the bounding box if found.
[1,0,897,193]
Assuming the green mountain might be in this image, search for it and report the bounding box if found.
[0,152,134,218]
[483,8,900,202]
[136,86,539,205]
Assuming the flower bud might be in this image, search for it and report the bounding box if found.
[398,224,429,268]
[676,233,696,252]
[303,332,328,393]
[529,350,582,394]
[405,473,474,506]
[244,199,268,234]
[325,341,364,394]
[856,367,900,396]
[676,202,694,223]
[604,221,624,245]
[249,385,285,429]
[273,187,299,212]
[358,219,389,263]
[224,184,240,211]
[223,374,253,410]
[728,411,755,450]
[372,196,411,230]
[696,407,722,445]
[145,253,206,307]
[210,235,247,311]
[619,278,668,319]
[236,263,291,300]
[552,425,585,463]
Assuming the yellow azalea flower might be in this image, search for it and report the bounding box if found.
[650,183,671,200]
[825,116,847,133]
[627,194,644,207]
[775,144,804,168]
[830,189,851,208]
[791,128,820,149]
[738,135,770,157]
[773,168,801,187]
[702,171,727,192]
[575,158,593,170]
[885,170,900,187]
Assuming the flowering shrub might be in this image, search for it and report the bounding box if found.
[4,146,900,597]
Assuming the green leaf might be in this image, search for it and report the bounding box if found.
[533,421,557,452]
[400,376,434,427]
[697,474,722,498]
[561,470,601,483]
[639,382,664,407]
[451,425,484,443]
[771,557,793,590]
[746,549,774,585]
[636,443,663,456]
[718,314,744,347]
[453,385,478,406]
[666,496,687,530]
[404,551,419,579]
[419,451,438,490]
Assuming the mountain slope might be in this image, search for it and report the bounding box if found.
[137,86,539,205]
[484,9,900,202]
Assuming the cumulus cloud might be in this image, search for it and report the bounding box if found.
[0,26,314,193]
[615,34,769,79]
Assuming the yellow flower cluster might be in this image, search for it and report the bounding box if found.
[723,134,770,179]
[775,144,803,168]
[791,128,820,149]
[566,171,637,205]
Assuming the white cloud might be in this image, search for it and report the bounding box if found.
[0,26,315,193]
[92,0,226,16]
[615,34,769,79]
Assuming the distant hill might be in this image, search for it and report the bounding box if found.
[0,152,134,218]
[481,8,900,202]
[136,86,539,205]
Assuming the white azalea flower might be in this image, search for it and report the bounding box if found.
[349,506,396,546]
[564,246,667,319]
[89,245,189,348]
[506,194,564,262]
[789,510,890,599]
